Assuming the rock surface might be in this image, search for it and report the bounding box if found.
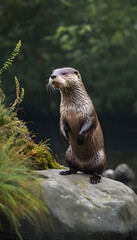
[22,169,137,240]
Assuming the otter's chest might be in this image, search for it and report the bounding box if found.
[62,108,82,137]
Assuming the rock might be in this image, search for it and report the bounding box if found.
[103,164,135,184]
[114,164,135,183]
[103,169,115,179]
[21,169,137,240]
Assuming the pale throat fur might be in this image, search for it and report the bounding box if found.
[60,78,94,120]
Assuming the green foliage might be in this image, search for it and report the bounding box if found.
[0,40,60,170]
[10,76,24,111]
[0,42,61,238]
[0,93,61,170]
[0,96,60,238]
[0,40,21,75]
[0,98,50,238]
[0,138,48,240]
[0,85,61,170]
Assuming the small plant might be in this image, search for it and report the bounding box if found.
[10,76,24,111]
[0,40,21,75]
[0,41,61,239]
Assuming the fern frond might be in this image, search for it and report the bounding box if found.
[15,76,20,100]
[10,76,24,111]
[20,88,25,102]
[0,40,21,75]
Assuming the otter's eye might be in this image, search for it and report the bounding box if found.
[62,72,66,75]
[74,71,78,75]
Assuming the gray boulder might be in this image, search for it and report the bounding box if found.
[103,169,115,179]
[22,169,137,240]
[115,163,135,183]
[103,163,135,183]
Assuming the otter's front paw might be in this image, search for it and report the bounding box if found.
[90,174,101,184]
[77,134,85,145]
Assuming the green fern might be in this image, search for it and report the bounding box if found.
[0,41,21,75]
[10,76,25,111]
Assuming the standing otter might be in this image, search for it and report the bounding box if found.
[49,67,106,184]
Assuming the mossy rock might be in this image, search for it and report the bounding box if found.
[25,142,61,170]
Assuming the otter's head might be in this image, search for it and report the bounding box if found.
[49,67,81,91]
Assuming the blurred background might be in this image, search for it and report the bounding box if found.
[0,0,137,175]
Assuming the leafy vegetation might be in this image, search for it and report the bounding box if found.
[0,41,61,239]
[0,88,61,170]
[0,138,48,239]
[0,40,21,75]
[0,93,50,239]
[0,41,61,170]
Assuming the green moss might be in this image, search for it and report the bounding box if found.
[28,143,61,170]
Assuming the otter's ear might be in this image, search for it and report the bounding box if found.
[74,70,80,79]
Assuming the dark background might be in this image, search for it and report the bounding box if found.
[0,0,137,171]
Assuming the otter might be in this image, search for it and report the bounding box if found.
[49,67,106,184]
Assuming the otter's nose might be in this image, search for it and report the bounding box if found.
[51,75,56,79]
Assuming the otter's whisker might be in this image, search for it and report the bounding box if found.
[46,82,50,92]
[51,85,57,94]
[47,82,57,94]
[47,83,52,94]
[45,79,49,89]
